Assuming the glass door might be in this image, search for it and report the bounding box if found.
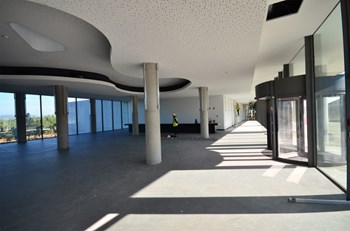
[316,94,347,188]
[277,98,308,163]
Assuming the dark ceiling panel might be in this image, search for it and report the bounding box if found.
[267,0,303,21]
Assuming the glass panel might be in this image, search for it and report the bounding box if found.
[0,93,17,143]
[68,97,77,135]
[277,98,307,162]
[289,46,305,76]
[26,94,42,140]
[314,4,347,189]
[41,95,56,139]
[303,99,308,151]
[113,101,121,130]
[96,100,103,132]
[77,98,91,134]
[122,101,130,129]
[103,100,113,131]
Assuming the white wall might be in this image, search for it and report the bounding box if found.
[233,102,246,125]
[223,96,234,129]
[209,95,224,130]
[137,97,200,124]
[160,97,200,124]
[136,95,245,130]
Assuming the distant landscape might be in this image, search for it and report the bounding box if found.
[0,114,56,143]
[0,115,15,119]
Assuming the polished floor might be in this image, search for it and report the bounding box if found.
[0,121,350,231]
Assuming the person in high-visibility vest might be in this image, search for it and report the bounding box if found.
[172,113,179,137]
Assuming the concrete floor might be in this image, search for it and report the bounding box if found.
[0,121,349,231]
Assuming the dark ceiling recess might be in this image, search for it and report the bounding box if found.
[266,0,303,21]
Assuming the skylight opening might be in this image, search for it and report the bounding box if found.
[266,0,303,21]
[9,22,65,52]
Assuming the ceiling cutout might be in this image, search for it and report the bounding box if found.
[9,22,65,52]
[266,0,303,21]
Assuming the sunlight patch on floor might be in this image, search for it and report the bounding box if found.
[286,166,308,184]
[263,163,287,177]
[130,169,336,198]
[85,213,119,231]
[105,212,350,231]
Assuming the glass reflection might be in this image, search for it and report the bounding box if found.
[289,46,305,76]
[314,4,347,189]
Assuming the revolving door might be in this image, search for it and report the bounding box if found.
[255,75,308,165]
[277,98,308,163]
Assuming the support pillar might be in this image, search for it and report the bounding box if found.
[199,87,209,139]
[90,99,97,134]
[132,95,139,136]
[15,92,26,143]
[143,63,161,165]
[55,85,69,150]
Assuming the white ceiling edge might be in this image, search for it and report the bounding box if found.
[0,75,132,99]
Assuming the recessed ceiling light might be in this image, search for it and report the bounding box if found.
[1,34,9,39]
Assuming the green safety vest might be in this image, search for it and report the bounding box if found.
[172,117,179,127]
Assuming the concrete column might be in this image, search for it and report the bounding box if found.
[143,63,161,165]
[199,87,209,139]
[15,92,26,143]
[55,85,69,150]
[132,95,139,136]
[90,99,97,134]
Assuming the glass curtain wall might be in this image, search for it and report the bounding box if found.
[113,101,122,130]
[0,93,17,143]
[68,97,77,135]
[41,95,56,138]
[289,46,306,76]
[77,98,91,134]
[0,94,130,142]
[314,3,347,189]
[26,94,42,140]
[103,100,113,131]
[96,100,103,132]
[122,101,130,129]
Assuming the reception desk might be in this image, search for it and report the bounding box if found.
[126,123,218,134]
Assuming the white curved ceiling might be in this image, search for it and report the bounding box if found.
[0,0,340,102]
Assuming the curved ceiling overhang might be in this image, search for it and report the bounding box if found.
[0,0,191,96]
[0,74,122,99]
[27,0,268,99]
[0,66,191,94]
